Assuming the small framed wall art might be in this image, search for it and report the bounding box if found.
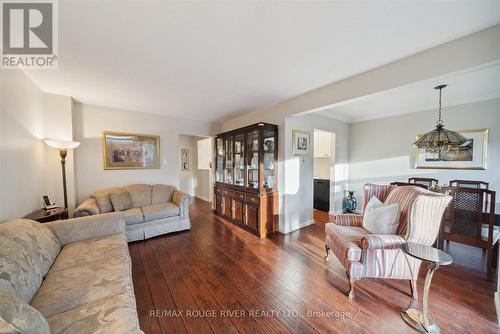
[181,149,190,171]
[292,129,310,156]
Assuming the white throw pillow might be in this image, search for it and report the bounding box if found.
[362,196,401,235]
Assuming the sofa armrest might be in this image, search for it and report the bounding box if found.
[360,234,406,250]
[172,190,192,218]
[74,198,100,217]
[334,213,363,226]
[44,212,125,246]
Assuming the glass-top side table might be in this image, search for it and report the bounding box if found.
[400,242,452,334]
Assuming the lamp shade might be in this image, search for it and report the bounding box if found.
[44,140,80,149]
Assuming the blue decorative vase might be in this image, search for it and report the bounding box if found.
[342,190,357,213]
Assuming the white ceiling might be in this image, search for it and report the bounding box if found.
[25,1,500,123]
[316,63,500,123]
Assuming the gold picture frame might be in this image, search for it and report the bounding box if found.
[292,129,310,156]
[102,131,160,170]
[415,128,488,170]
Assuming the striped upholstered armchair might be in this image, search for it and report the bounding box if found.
[324,184,451,298]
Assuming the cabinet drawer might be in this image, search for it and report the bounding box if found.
[245,194,260,205]
[215,187,222,195]
[223,189,244,200]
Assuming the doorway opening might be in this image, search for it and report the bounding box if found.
[178,135,213,203]
[313,129,336,213]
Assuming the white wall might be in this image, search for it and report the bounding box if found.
[349,99,500,206]
[179,135,197,196]
[283,113,349,233]
[0,70,46,220]
[72,103,216,203]
[44,94,76,213]
[0,71,76,220]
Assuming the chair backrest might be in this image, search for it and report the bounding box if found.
[404,190,452,245]
[385,186,428,236]
[362,184,450,244]
[360,183,394,214]
[449,180,489,190]
[408,177,439,190]
[443,187,496,243]
[390,182,427,189]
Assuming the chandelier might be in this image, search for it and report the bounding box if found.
[414,84,469,153]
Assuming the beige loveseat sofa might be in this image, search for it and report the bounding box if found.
[75,184,192,242]
[0,213,143,333]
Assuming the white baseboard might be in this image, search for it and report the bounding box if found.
[195,195,210,202]
[495,292,500,325]
[329,210,342,216]
[280,219,314,234]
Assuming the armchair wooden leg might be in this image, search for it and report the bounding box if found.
[409,279,418,301]
[347,273,356,299]
[324,245,330,262]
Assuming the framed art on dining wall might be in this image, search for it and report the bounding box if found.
[181,149,190,171]
[102,131,160,170]
[292,129,310,156]
[415,128,488,170]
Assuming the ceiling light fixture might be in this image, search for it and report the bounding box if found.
[414,84,468,153]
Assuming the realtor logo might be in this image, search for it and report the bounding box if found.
[1,0,58,68]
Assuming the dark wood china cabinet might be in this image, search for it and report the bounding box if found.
[214,122,278,238]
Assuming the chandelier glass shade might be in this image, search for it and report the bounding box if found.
[414,84,468,153]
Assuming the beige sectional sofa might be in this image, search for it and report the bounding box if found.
[75,184,192,242]
[0,213,143,334]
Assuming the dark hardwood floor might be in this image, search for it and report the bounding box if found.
[130,198,499,334]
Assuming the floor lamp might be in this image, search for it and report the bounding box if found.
[44,140,80,210]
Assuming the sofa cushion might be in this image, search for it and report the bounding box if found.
[50,234,130,273]
[0,219,61,278]
[325,223,370,263]
[31,258,133,317]
[110,192,132,211]
[123,208,144,225]
[91,187,125,213]
[46,290,142,334]
[0,291,50,334]
[0,236,42,303]
[142,203,179,222]
[152,184,176,204]
[125,184,153,208]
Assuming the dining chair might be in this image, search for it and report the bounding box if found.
[408,177,439,190]
[442,186,497,280]
[390,182,427,189]
[449,180,489,190]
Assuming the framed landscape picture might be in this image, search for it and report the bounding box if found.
[292,130,310,156]
[102,131,160,169]
[415,129,488,170]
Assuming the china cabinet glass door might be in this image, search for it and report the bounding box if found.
[224,136,233,185]
[234,133,244,187]
[215,138,223,183]
[246,130,259,189]
[262,128,276,189]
